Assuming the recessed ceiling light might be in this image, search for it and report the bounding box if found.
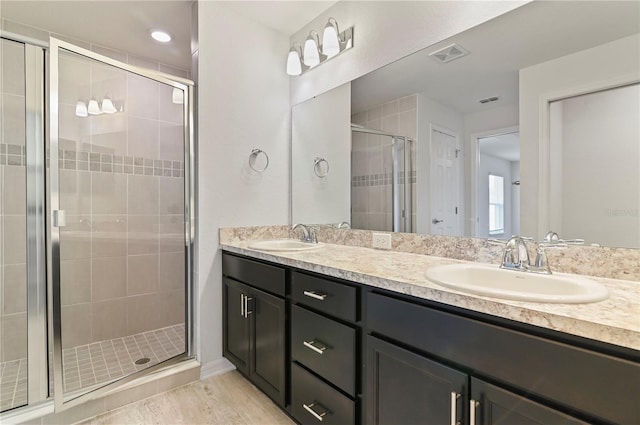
[151,30,172,43]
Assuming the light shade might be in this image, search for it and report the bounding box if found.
[303,33,320,67]
[172,88,184,104]
[75,101,88,117]
[87,99,101,115]
[286,48,302,76]
[322,18,340,58]
[101,97,117,114]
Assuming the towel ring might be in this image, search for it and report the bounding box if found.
[314,157,330,178]
[249,148,269,172]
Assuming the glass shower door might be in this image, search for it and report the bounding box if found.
[49,38,193,409]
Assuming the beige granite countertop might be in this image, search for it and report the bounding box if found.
[221,241,640,351]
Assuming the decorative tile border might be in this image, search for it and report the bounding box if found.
[0,144,184,178]
[352,171,417,187]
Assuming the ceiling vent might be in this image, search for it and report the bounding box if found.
[429,43,469,64]
[478,96,501,104]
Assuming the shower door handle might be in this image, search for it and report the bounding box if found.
[53,210,67,227]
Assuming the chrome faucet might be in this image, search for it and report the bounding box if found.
[500,236,532,271]
[292,223,317,243]
[337,221,351,229]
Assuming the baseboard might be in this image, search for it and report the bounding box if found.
[200,357,236,380]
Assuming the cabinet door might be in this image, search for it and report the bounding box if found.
[367,336,467,425]
[470,378,585,425]
[250,287,286,407]
[223,278,250,375]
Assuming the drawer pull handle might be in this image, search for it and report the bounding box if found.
[303,402,328,421]
[244,296,253,318]
[303,340,327,354]
[450,392,460,425]
[303,290,327,301]
[470,400,479,425]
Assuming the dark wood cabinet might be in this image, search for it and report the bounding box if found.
[221,252,638,425]
[470,378,584,425]
[223,254,286,407]
[366,336,467,425]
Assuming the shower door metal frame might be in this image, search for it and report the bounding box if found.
[48,37,196,411]
[351,125,414,233]
[0,32,50,413]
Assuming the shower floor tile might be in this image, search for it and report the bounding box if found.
[0,323,185,412]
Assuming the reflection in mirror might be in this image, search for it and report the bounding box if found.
[290,1,639,248]
[548,84,639,249]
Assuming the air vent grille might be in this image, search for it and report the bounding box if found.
[429,43,469,63]
[478,96,500,104]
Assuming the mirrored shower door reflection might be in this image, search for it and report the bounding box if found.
[49,38,193,409]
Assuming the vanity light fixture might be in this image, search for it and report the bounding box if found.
[75,100,88,117]
[287,18,354,76]
[101,97,117,114]
[172,87,184,104]
[87,99,101,115]
[286,43,306,76]
[303,31,321,67]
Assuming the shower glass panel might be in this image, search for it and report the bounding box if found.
[51,40,189,406]
[1,38,28,413]
[351,126,414,232]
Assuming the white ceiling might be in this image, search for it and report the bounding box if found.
[1,0,336,70]
[479,132,520,162]
[352,1,640,115]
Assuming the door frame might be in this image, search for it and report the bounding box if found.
[469,125,519,237]
[48,37,196,411]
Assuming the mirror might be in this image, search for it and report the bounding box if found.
[291,1,640,248]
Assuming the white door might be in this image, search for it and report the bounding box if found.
[430,127,460,235]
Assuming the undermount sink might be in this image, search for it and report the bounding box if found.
[247,239,324,252]
[426,263,609,304]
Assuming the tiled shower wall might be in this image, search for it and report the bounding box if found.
[57,49,186,350]
[351,94,417,232]
[1,38,28,363]
[0,20,189,361]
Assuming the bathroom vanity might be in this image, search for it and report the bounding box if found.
[221,241,639,425]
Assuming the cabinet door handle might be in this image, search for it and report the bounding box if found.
[470,400,479,425]
[450,392,460,425]
[240,294,245,317]
[303,340,327,354]
[303,402,328,421]
[244,296,253,317]
[303,290,327,301]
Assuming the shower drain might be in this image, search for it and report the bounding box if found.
[135,357,151,365]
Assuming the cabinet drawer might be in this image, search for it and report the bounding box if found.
[291,363,355,425]
[367,292,640,425]
[222,253,285,296]
[292,271,357,322]
[292,305,356,396]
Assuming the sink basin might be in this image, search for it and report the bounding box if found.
[425,263,609,303]
[247,239,324,252]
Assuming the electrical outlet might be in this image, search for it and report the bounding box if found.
[372,232,392,250]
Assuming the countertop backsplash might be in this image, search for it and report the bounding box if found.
[219,226,640,282]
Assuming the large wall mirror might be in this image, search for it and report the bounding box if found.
[291,1,640,249]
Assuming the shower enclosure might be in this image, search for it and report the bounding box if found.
[0,34,194,414]
[351,125,415,233]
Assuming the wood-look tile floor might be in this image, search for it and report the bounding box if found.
[78,371,294,425]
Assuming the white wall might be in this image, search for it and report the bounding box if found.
[291,83,351,225]
[196,1,290,373]
[289,1,529,105]
[519,33,640,238]
[416,94,463,234]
